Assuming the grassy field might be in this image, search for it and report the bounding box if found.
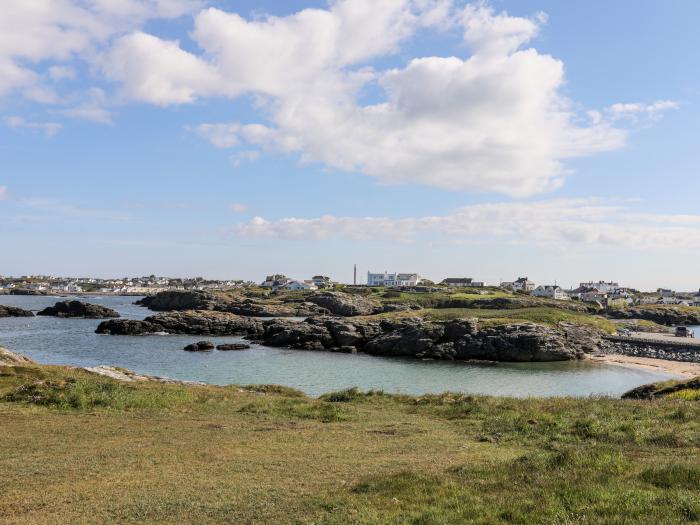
[2,364,700,524]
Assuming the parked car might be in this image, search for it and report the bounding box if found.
[675,327,695,338]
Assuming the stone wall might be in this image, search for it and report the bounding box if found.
[599,338,700,363]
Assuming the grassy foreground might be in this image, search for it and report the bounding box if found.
[2,365,700,524]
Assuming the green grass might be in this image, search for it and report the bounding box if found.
[3,364,700,523]
[407,306,618,333]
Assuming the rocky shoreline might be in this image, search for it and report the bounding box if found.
[96,310,603,363]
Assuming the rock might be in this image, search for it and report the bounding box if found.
[8,289,47,295]
[0,305,34,317]
[606,306,700,326]
[306,292,378,316]
[0,347,35,366]
[623,377,700,400]
[216,343,250,351]
[95,319,162,335]
[96,310,263,336]
[37,300,120,319]
[135,290,218,311]
[136,290,327,317]
[184,341,215,352]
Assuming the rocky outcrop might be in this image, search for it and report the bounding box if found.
[217,343,250,351]
[0,305,34,317]
[221,299,325,318]
[135,290,219,311]
[254,316,591,362]
[136,290,326,317]
[306,292,378,316]
[623,377,700,400]
[606,306,700,326]
[184,341,215,352]
[96,310,263,336]
[0,347,36,366]
[37,300,120,319]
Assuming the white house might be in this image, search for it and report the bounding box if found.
[579,281,620,294]
[502,277,535,293]
[282,280,318,291]
[367,272,420,287]
[532,285,569,300]
[311,275,335,288]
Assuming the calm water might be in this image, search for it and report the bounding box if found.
[0,295,677,397]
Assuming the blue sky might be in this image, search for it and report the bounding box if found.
[1,0,699,289]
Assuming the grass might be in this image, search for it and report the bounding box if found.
[385,306,618,334]
[3,364,700,524]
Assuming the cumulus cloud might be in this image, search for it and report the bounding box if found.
[101,1,672,196]
[0,0,199,100]
[5,116,63,136]
[235,199,700,251]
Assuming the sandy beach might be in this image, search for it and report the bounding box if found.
[589,353,700,378]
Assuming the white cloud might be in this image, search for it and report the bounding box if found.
[58,88,113,123]
[607,100,679,121]
[235,199,700,252]
[5,116,63,136]
[0,186,7,201]
[104,1,656,196]
[0,0,200,100]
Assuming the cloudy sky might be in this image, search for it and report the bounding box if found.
[1,0,698,289]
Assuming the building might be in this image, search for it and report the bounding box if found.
[261,274,291,289]
[441,278,484,288]
[581,291,608,304]
[282,280,318,291]
[579,281,620,294]
[693,290,700,307]
[501,277,535,293]
[532,285,569,300]
[367,271,420,287]
[311,275,335,288]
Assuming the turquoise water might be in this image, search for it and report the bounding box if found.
[0,295,677,397]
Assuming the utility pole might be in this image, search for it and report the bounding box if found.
[353,264,357,286]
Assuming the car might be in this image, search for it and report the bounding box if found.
[675,327,695,338]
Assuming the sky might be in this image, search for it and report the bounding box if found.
[1,0,699,290]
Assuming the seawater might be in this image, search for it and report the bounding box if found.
[0,295,677,397]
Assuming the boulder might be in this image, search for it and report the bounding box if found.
[95,319,162,335]
[135,290,218,311]
[216,343,251,351]
[184,341,215,352]
[0,305,34,317]
[306,292,378,316]
[37,300,120,319]
[0,347,35,366]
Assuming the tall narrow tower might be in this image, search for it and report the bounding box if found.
[353,264,357,286]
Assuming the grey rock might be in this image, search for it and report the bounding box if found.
[38,300,120,319]
[0,305,34,317]
[184,341,215,352]
[216,343,251,351]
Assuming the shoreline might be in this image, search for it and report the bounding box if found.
[587,353,700,378]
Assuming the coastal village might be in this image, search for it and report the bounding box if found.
[2,272,700,308]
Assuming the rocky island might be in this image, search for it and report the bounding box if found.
[0,305,34,317]
[38,300,120,319]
